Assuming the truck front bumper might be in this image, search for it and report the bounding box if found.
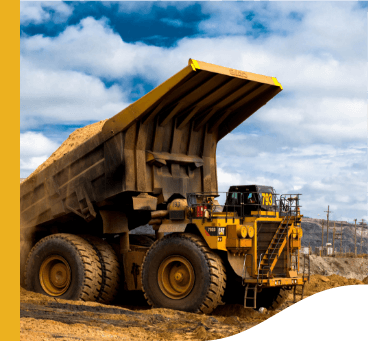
[245,275,308,287]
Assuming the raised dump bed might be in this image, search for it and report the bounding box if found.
[20,59,282,286]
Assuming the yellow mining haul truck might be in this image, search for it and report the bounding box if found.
[20,59,307,314]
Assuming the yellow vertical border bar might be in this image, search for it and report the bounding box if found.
[0,1,20,341]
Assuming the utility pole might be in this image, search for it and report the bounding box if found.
[321,220,324,256]
[332,222,336,254]
[340,222,343,254]
[360,219,365,255]
[324,206,333,244]
[354,219,357,257]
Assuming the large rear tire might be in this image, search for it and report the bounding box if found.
[25,233,102,302]
[81,235,121,304]
[141,233,226,314]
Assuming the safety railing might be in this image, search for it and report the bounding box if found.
[256,253,264,286]
[302,253,311,282]
[279,194,302,217]
[186,191,281,223]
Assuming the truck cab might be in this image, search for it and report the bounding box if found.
[224,185,277,216]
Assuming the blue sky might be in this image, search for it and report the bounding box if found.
[20,1,367,222]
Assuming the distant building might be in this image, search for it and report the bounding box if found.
[300,247,310,254]
[315,244,333,256]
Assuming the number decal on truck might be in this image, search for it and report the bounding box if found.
[205,227,226,236]
[262,193,273,205]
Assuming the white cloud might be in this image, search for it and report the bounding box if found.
[252,96,366,145]
[19,2,367,220]
[216,141,367,220]
[21,17,168,83]
[198,2,366,60]
[20,1,73,25]
[20,14,366,99]
[107,1,197,14]
[20,56,130,129]
[160,18,184,28]
[20,131,59,157]
[20,132,59,176]
[20,156,49,171]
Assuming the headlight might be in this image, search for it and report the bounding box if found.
[237,226,247,238]
[247,225,255,238]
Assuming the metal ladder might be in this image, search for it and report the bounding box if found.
[244,283,257,309]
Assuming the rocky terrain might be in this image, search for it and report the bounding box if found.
[308,255,368,281]
[301,218,368,254]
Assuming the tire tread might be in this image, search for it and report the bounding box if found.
[141,233,226,314]
[24,233,102,302]
[80,235,120,304]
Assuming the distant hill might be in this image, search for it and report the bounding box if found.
[301,218,368,254]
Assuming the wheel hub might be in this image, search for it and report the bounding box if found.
[158,256,195,300]
[39,255,71,296]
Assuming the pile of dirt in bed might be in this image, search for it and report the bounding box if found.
[26,119,107,180]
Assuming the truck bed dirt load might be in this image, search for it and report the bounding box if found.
[20,59,283,287]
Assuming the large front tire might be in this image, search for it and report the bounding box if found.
[25,234,102,302]
[141,233,226,314]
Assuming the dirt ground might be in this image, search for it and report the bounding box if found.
[20,273,365,341]
[308,255,368,281]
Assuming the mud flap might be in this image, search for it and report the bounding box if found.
[227,252,250,278]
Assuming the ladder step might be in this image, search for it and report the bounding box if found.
[262,257,276,261]
[265,255,277,259]
[262,255,276,260]
[244,284,257,309]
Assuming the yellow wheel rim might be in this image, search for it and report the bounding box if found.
[158,256,195,300]
[39,255,71,296]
